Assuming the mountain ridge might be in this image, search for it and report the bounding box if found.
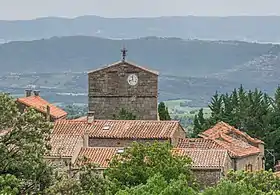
[2,15,280,42]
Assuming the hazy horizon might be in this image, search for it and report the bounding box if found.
[3,14,280,21]
[1,0,280,20]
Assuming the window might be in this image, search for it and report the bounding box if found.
[245,164,253,172]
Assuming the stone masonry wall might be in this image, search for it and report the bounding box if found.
[88,62,158,120]
[235,154,263,171]
[192,169,222,187]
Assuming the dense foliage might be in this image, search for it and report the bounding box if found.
[0,93,53,194]
[193,85,280,169]
[105,142,195,192]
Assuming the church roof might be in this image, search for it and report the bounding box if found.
[88,60,159,76]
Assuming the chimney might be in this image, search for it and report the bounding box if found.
[25,89,32,97]
[275,161,280,172]
[46,105,50,121]
[33,90,40,96]
[87,111,95,123]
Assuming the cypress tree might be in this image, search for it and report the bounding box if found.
[158,102,171,120]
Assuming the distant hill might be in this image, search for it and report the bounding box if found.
[1,16,280,42]
[0,36,273,77]
[1,36,280,106]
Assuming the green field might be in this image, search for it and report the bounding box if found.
[164,99,211,118]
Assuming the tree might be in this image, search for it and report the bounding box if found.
[116,174,197,195]
[158,102,171,120]
[0,93,18,129]
[192,108,208,137]
[0,93,53,194]
[46,161,114,195]
[105,142,195,191]
[202,180,263,195]
[192,86,280,169]
[0,174,20,195]
[226,170,280,193]
[113,108,136,120]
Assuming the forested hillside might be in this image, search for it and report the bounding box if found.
[1,36,280,105]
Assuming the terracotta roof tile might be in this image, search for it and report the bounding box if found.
[177,138,223,149]
[213,133,260,158]
[198,122,262,158]
[173,148,229,169]
[201,121,263,144]
[52,120,86,136]
[88,61,159,75]
[76,147,119,168]
[17,96,67,119]
[53,119,180,139]
[48,134,82,157]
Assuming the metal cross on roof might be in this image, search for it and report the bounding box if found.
[121,47,128,62]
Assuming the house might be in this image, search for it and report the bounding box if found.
[52,118,186,148]
[45,134,83,170]
[47,118,186,167]
[199,121,265,171]
[177,122,264,173]
[174,148,232,186]
[17,89,67,122]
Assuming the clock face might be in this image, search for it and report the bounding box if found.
[127,74,138,86]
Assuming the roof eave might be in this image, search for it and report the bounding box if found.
[87,60,159,76]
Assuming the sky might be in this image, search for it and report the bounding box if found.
[1,0,280,20]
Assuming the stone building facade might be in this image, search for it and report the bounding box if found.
[88,61,159,120]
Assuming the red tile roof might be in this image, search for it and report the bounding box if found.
[196,122,262,158]
[173,148,229,169]
[177,138,223,149]
[52,120,86,136]
[88,61,159,76]
[201,121,263,144]
[53,119,181,139]
[213,133,260,157]
[76,147,119,168]
[177,136,260,158]
[48,134,82,157]
[17,96,67,119]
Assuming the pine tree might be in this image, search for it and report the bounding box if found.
[192,108,207,137]
[208,91,223,124]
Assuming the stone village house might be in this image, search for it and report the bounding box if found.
[46,117,264,185]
